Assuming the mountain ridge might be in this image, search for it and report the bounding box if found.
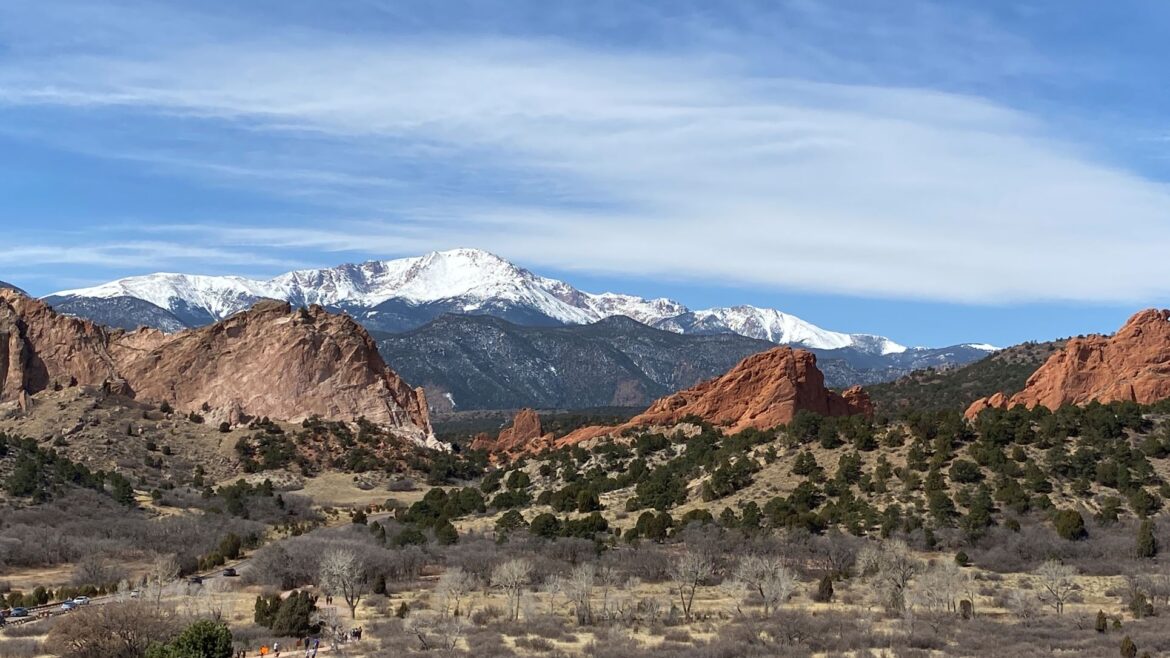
[42,248,951,355]
[373,313,993,411]
[0,289,439,449]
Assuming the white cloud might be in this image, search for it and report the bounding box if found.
[1,3,1169,304]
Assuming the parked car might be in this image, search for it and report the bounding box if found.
[72,596,91,606]
[10,608,28,618]
[222,568,238,577]
[188,576,203,585]
[130,590,141,598]
[61,601,77,611]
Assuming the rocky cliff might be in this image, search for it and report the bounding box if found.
[470,408,554,454]
[0,289,435,443]
[1,290,123,401]
[550,346,872,448]
[965,309,1170,419]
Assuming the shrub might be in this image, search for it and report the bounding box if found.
[1053,510,1087,541]
[146,620,233,658]
[434,520,459,545]
[254,590,317,637]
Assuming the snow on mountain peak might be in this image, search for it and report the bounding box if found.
[46,248,913,354]
[963,343,1000,352]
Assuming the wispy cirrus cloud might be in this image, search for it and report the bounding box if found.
[1,0,1169,306]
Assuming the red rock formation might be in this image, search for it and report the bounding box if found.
[471,408,553,454]
[0,290,122,399]
[963,391,1009,419]
[0,289,433,441]
[965,309,1170,420]
[558,347,872,447]
[114,301,433,436]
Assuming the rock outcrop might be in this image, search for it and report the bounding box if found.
[116,301,433,435]
[0,281,28,296]
[1,290,123,400]
[471,408,553,454]
[965,309,1170,419]
[556,347,872,447]
[0,289,435,443]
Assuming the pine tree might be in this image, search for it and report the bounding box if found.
[1136,520,1157,558]
[813,574,834,603]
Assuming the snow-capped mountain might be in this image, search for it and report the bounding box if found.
[43,248,971,356]
[652,306,908,355]
[47,249,693,335]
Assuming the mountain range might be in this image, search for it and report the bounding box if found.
[46,248,915,352]
[35,249,996,410]
[375,315,996,410]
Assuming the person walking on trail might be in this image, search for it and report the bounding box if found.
[273,641,280,656]
[259,646,269,656]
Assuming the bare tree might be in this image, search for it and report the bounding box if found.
[319,548,370,619]
[491,558,533,622]
[541,574,565,615]
[670,549,715,622]
[810,530,860,579]
[144,553,180,609]
[1034,559,1078,615]
[46,601,179,658]
[596,565,624,620]
[435,567,476,618]
[565,563,596,626]
[406,611,470,651]
[858,540,920,612]
[1007,588,1040,626]
[732,554,797,617]
[911,560,967,615]
[72,554,127,588]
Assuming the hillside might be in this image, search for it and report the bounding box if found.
[867,339,1066,417]
[376,314,993,412]
[374,314,778,411]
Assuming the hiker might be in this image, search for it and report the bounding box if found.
[259,646,269,657]
[273,641,280,656]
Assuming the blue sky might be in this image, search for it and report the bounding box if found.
[2,1,1170,347]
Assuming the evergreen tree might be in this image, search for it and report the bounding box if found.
[147,620,233,658]
[813,574,834,603]
[1136,520,1157,559]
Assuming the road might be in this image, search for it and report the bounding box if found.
[1,555,252,628]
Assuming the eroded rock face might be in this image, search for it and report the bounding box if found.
[471,408,552,454]
[965,309,1170,419]
[963,391,1009,419]
[626,347,872,433]
[556,347,872,447]
[115,301,433,436]
[0,289,434,443]
[0,290,122,400]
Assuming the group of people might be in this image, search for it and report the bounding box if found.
[242,636,322,657]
